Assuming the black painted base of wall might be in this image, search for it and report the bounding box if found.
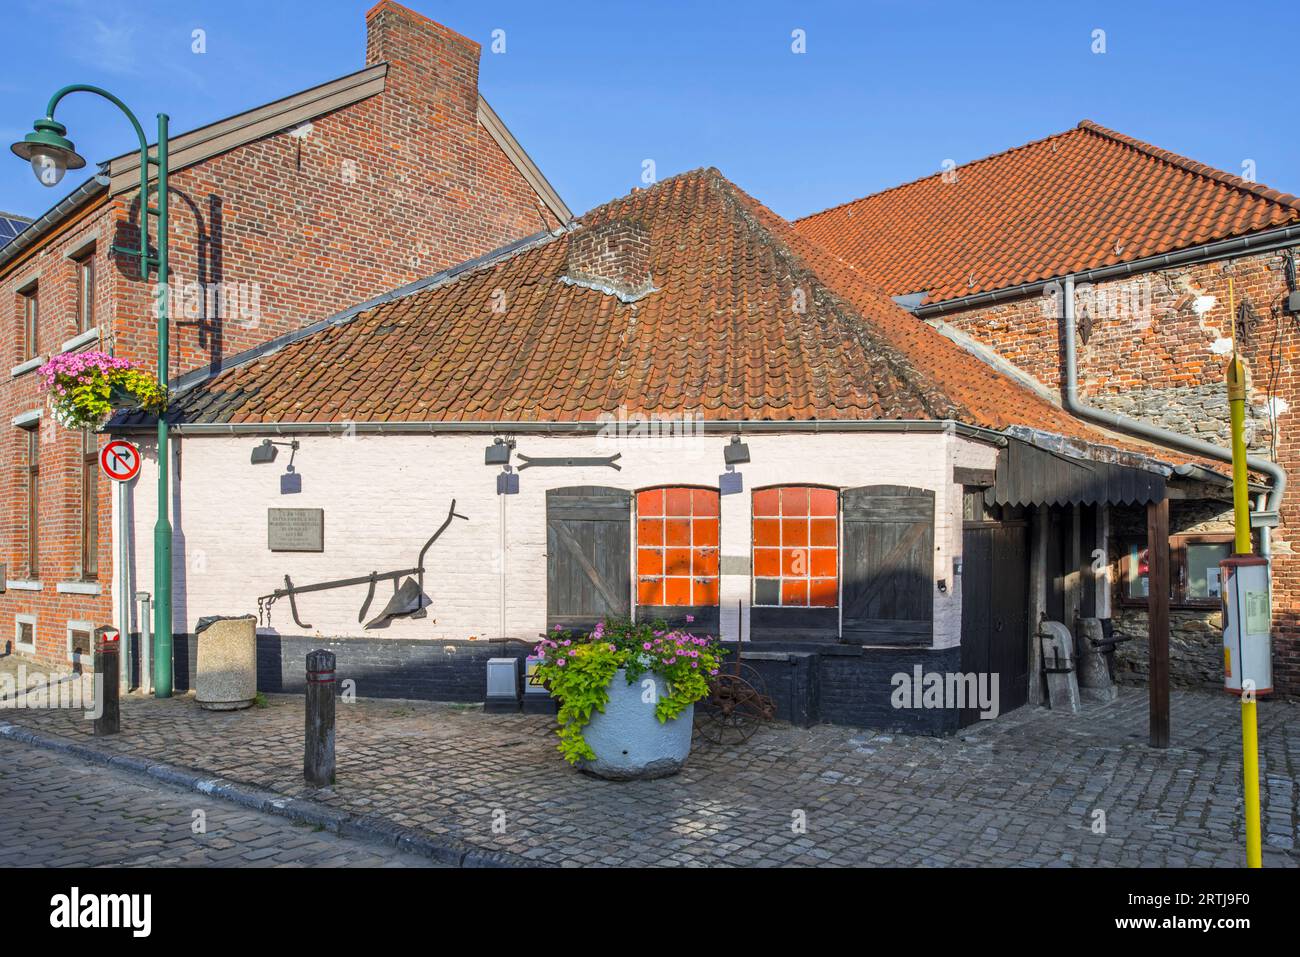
[141,633,967,735]
[723,642,964,735]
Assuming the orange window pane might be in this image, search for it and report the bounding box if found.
[664,577,693,606]
[753,518,781,547]
[638,518,663,547]
[638,578,664,606]
[692,489,719,516]
[753,548,781,577]
[782,547,812,577]
[810,549,837,578]
[753,488,780,516]
[809,488,838,516]
[665,548,693,576]
[637,548,664,577]
[780,486,809,515]
[781,518,808,546]
[694,548,719,577]
[638,489,664,516]
[665,519,692,547]
[781,579,808,606]
[809,578,838,607]
[665,487,693,517]
[810,519,837,547]
[693,518,719,547]
[693,577,719,606]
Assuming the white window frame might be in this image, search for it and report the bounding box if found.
[66,619,95,666]
[14,614,36,654]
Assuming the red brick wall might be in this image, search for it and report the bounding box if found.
[935,245,1300,693]
[0,2,562,667]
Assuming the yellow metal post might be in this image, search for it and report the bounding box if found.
[1225,278,1262,868]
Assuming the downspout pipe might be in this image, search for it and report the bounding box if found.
[1060,274,1285,554]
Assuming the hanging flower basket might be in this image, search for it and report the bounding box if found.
[37,351,168,430]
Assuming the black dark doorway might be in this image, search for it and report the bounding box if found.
[960,513,1029,726]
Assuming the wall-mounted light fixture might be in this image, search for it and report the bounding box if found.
[250,438,299,465]
[251,439,302,494]
[485,437,514,466]
[723,435,750,466]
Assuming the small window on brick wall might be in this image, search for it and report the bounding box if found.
[753,486,838,607]
[636,487,720,606]
[75,252,95,334]
[21,285,38,361]
[67,622,93,665]
[15,615,36,654]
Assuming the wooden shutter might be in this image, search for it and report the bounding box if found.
[841,485,934,644]
[546,486,631,633]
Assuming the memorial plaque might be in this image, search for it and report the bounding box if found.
[268,508,324,552]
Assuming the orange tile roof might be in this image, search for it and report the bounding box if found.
[168,167,1218,471]
[795,120,1300,304]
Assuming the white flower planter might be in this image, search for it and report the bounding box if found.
[578,669,694,780]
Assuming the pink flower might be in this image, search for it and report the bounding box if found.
[642,642,652,650]
[557,658,567,666]
[685,614,695,623]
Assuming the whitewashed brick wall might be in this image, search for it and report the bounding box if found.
[115,430,997,649]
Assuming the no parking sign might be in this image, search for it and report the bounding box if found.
[100,440,141,483]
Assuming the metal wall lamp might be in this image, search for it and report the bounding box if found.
[485,437,514,466]
[251,438,300,465]
[724,435,751,466]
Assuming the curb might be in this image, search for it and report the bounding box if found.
[0,721,534,869]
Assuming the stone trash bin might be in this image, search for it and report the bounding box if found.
[195,615,258,711]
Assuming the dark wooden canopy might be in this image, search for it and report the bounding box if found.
[986,438,1166,507]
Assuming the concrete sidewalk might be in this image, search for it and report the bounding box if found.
[1,685,1296,867]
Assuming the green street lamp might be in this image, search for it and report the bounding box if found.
[11,86,175,699]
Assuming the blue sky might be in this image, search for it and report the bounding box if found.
[2,0,1297,223]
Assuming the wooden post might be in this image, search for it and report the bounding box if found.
[1027,505,1049,706]
[304,650,336,786]
[1146,497,1170,748]
[93,629,120,736]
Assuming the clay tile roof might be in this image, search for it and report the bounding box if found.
[795,120,1300,304]
[164,167,1214,466]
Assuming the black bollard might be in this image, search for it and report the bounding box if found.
[304,650,336,786]
[93,627,120,736]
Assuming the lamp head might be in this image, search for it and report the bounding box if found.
[485,437,512,466]
[11,118,86,188]
[250,439,278,464]
[723,435,751,466]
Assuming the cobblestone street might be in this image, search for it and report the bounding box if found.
[0,739,436,867]
[1,683,1296,867]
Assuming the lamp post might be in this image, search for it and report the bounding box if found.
[11,87,174,698]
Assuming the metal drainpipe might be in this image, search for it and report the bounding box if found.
[1060,274,1285,555]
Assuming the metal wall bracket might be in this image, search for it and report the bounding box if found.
[515,453,621,471]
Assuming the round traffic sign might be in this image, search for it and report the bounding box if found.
[100,440,141,482]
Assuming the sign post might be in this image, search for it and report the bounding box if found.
[1224,278,1265,869]
[101,441,141,693]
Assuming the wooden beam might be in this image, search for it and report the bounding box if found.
[1146,497,1170,748]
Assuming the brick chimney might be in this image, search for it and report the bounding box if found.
[365,1,480,135]
[564,219,656,302]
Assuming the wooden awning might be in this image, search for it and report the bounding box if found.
[986,438,1166,507]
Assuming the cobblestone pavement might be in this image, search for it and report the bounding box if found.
[0,739,437,867]
[2,684,1296,867]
